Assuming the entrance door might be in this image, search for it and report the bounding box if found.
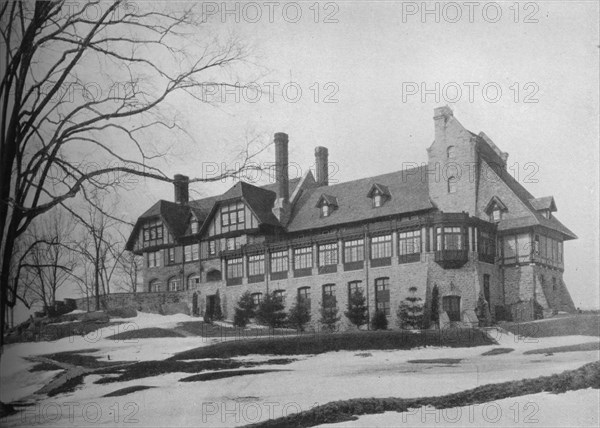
[206,295,216,319]
[192,292,199,317]
[443,296,461,322]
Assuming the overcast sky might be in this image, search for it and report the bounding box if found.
[92,1,600,309]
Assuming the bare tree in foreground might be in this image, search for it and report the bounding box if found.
[18,208,77,312]
[0,0,266,350]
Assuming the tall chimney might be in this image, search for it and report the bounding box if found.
[315,146,329,186]
[173,174,189,204]
[433,105,453,144]
[274,132,289,201]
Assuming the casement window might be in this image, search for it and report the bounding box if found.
[294,246,313,270]
[208,240,217,256]
[191,220,199,234]
[143,220,163,247]
[226,257,243,279]
[167,247,176,264]
[344,239,364,263]
[447,176,457,194]
[318,243,338,267]
[147,250,161,268]
[322,284,336,313]
[347,281,364,308]
[225,236,242,251]
[187,273,200,289]
[221,202,245,227]
[373,194,382,208]
[168,276,182,291]
[370,234,392,259]
[298,287,311,308]
[247,254,265,276]
[270,250,288,273]
[398,230,421,255]
[436,227,463,251]
[148,279,161,292]
[184,244,199,262]
[274,290,286,304]
[252,292,263,307]
[490,208,502,222]
[478,231,496,263]
[375,277,390,315]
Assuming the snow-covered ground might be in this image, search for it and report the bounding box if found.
[1,313,598,427]
[317,389,600,427]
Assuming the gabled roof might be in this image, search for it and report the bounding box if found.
[218,181,280,227]
[495,164,576,240]
[367,183,391,199]
[484,196,507,213]
[287,165,434,232]
[127,178,303,250]
[315,194,339,208]
[529,196,557,212]
[125,200,191,250]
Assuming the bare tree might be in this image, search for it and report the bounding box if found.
[0,0,267,347]
[117,251,142,293]
[18,209,77,311]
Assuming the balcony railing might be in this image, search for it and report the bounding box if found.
[434,249,468,268]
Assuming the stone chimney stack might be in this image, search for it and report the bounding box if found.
[173,174,189,204]
[274,132,289,202]
[315,146,329,186]
[272,133,291,224]
[433,105,453,145]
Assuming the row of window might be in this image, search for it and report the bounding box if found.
[246,278,391,316]
[147,244,201,267]
[502,233,563,265]
[225,234,422,280]
[148,274,201,292]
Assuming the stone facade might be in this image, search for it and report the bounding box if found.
[120,107,577,328]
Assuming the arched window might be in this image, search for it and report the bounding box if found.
[273,290,286,305]
[251,292,263,307]
[187,273,201,290]
[298,287,311,310]
[447,146,455,159]
[148,279,161,293]
[206,269,222,282]
[322,284,336,312]
[168,276,182,291]
[442,296,461,322]
[447,176,457,194]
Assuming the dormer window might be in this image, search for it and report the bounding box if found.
[373,194,382,208]
[316,194,338,218]
[484,196,508,223]
[491,208,502,222]
[191,219,199,234]
[367,183,391,208]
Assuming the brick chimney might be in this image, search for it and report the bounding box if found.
[433,105,453,144]
[272,132,290,224]
[173,174,189,204]
[315,146,329,186]
[274,133,289,201]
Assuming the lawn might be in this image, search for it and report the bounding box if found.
[249,361,600,428]
[170,328,495,360]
